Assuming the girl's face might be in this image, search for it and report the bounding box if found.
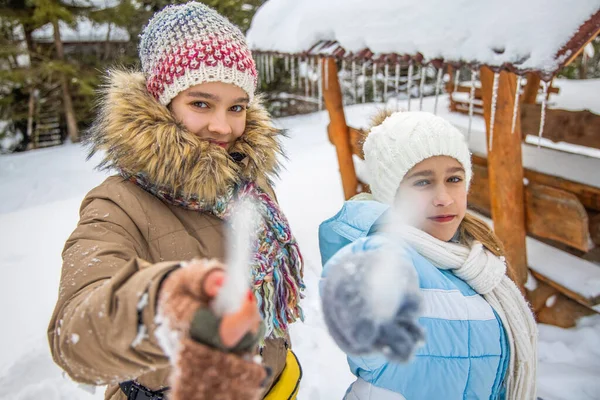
[394,156,467,241]
[170,82,249,150]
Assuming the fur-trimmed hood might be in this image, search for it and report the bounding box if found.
[86,70,283,205]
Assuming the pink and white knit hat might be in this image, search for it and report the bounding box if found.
[139,2,258,106]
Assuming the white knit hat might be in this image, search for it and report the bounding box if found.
[363,111,472,205]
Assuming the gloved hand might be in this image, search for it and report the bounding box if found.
[320,240,425,363]
[157,258,268,400]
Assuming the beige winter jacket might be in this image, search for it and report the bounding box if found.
[47,70,293,400]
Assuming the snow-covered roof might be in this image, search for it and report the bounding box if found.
[247,0,600,75]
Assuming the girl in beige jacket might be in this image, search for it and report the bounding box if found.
[48,2,304,399]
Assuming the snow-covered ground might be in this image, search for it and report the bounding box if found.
[1,100,600,400]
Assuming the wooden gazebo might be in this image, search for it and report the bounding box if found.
[248,1,600,327]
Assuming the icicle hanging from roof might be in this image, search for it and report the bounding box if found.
[433,66,443,115]
[511,75,523,134]
[372,62,378,102]
[384,63,389,101]
[269,54,275,83]
[362,61,367,104]
[341,59,346,105]
[285,55,289,72]
[311,57,317,100]
[488,71,500,152]
[419,64,426,111]
[304,57,309,98]
[352,60,357,103]
[538,80,550,148]
[453,68,460,95]
[257,54,262,85]
[467,68,477,141]
[297,56,302,89]
[318,57,323,110]
[291,55,296,89]
[407,62,414,111]
[324,57,329,90]
[395,63,400,96]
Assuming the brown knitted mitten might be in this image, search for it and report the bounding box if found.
[170,337,267,400]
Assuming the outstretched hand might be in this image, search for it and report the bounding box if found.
[321,241,425,363]
[202,269,262,348]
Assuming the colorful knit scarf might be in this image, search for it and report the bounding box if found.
[122,171,305,340]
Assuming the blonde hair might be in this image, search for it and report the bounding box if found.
[458,213,518,284]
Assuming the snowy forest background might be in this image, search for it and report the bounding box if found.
[1,0,600,152]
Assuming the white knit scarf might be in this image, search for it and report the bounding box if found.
[398,225,538,400]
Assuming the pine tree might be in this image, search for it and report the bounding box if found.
[30,0,91,142]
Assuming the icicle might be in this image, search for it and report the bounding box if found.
[265,55,271,84]
[453,68,460,95]
[324,57,329,90]
[538,80,550,148]
[488,71,500,152]
[259,54,264,83]
[255,54,259,85]
[304,58,309,98]
[395,63,400,95]
[407,62,414,111]
[271,54,276,83]
[340,59,346,105]
[267,54,273,83]
[310,57,316,99]
[361,61,367,104]
[418,64,426,111]
[291,56,296,89]
[372,62,378,102]
[307,57,312,98]
[511,75,523,134]
[297,57,302,89]
[467,69,476,140]
[285,55,289,72]
[384,63,389,101]
[433,66,443,115]
[352,60,357,103]
[318,57,323,110]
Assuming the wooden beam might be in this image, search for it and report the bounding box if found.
[591,212,600,246]
[468,163,491,215]
[525,184,592,252]
[522,73,541,105]
[529,278,597,328]
[521,104,600,150]
[468,162,593,252]
[480,66,528,288]
[562,27,600,68]
[472,154,600,212]
[530,269,600,310]
[322,58,358,200]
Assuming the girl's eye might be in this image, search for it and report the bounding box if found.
[230,105,245,112]
[192,101,209,109]
[448,176,463,183]
[414,180,430,187]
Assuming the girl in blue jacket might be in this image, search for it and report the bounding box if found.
[319,111,538,400]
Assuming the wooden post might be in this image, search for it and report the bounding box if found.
[322,58,358,200]
[480,67,528,289]
[522,73,540,105]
